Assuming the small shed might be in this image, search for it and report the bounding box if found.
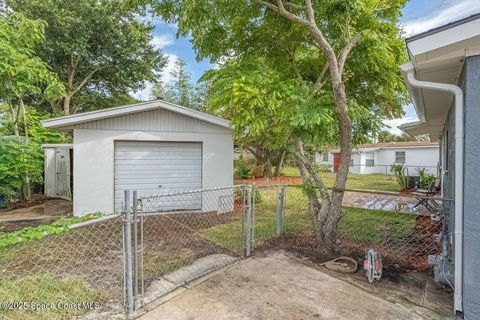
[42,144,73,199]
[41,100,233,216]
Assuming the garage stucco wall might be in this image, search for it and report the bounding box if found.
[72,109,233,215]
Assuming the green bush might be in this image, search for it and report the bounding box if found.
[417,168,436,189]
[0,109,69,200]
[0,138,43,199]
[390,163,408,191]
[234,158,254,179]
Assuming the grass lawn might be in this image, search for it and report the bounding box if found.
[202,187,416,253]
[0,274,106,320]
[281,166,400,192]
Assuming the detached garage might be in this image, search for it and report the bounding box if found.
[41,100,233,216]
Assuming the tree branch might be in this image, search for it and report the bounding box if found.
[252,0,280,12]
[70,66,105,96]
[284,47,305,83]
[284,2,305,10]
[246,146,259,159]
[305,0,315,23]
[295,140,330,200]
[337,33,362,75]
[312,62,329,94]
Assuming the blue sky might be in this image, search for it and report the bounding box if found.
[134,0,480,135]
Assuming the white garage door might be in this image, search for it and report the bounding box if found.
[114,141,202,212]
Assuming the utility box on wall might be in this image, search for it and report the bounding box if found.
[42,144,73,200]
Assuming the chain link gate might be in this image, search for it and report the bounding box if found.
[121,186,251,313]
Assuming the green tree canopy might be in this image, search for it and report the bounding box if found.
[5,0,167,115]
[152,59,208,111]
[0,12,64,138]
[150,0,409,243]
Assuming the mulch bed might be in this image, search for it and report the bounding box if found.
[234,177,303,186]
[254,231,436,276]
[0,194,52,212]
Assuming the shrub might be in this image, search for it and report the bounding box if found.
[234,159,253,179]
[390,163,408,191]
[0,138,43,199]
[417,168,436,189]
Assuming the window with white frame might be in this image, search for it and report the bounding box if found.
[395,151,406,163]
[365,152,375,167]
[350,157,354,166]
[322,152,328,161]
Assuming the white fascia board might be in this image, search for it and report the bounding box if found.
[407,18,480,56]
[41,100,230,129]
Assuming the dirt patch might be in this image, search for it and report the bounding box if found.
[0,198,72,232]
[254,230,438,273]
[1,194,52,211]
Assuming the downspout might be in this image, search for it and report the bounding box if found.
[402,62,464,314]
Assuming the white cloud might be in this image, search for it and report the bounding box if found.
[131,53,180,101]
[383,116,419,135]
[151,34,174,50]
[160,53,180,84]
[403,0,480,36]
[131,81,154,101]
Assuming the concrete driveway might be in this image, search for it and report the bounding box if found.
[136,251,447,320]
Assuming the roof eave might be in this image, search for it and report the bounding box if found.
[41,100,231,130]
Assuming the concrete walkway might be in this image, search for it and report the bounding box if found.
[137,252,443,320]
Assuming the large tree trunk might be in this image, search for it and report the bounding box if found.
[263,153,273,178]
[249,147,273,178]
[295,140,348,245]
[63,93,72,116]
[274,149,287,177]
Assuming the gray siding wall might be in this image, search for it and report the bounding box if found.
[462,55,480,318]
[441,99,455,236]
[443,55,480,317]
[73,108,230,134]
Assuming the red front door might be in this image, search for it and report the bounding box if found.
[333,153,340,173]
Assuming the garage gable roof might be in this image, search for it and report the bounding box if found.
[41,99,230,129]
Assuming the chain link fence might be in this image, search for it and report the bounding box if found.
[0,184,445,319]
[0,216,125,320]
[249,186,444,270]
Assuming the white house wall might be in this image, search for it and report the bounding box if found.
[72,109,233,216]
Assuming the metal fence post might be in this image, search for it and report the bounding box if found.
[276,185,285,236]
[245,186,253,257]
[123,190,134,314]
[132,191,138,310]
[251,185,256,248]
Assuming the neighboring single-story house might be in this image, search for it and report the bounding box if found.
[316,141,439,175]
[42,100,233,216]
[399,13,480,318]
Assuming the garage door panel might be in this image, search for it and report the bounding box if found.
[114,152,201,161]
[114,141,202,212]
[115,160,201,166]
